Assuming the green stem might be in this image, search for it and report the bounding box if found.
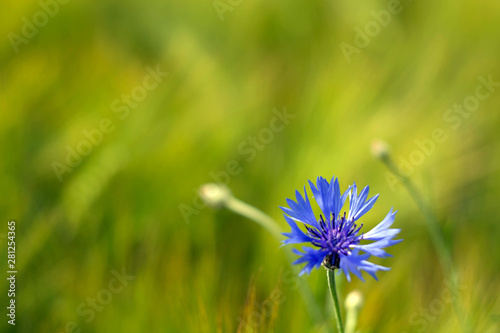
[380,155,470,332]
[223,196,329,330]
[225,196,282,240]
[383,156,452,272]
[345,312,358,333]
[327,269,344,333]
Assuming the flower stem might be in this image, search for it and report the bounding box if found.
[327,269,344,333]
[377,152,471,332]
[199,186,329,330]
[225,196,329,328]
[225,196,326,324]
[225,196,283,241]
[384,156,452,272]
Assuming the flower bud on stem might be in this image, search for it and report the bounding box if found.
[371,139,471,333]
[345,290,363,333]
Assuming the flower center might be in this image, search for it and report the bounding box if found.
[306,213,363,268]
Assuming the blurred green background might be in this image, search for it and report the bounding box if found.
[1,0,499,332]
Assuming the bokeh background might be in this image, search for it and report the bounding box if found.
[1,0,499,332]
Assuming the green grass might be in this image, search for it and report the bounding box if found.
[1,0,500,331]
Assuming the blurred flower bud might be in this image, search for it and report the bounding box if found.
[371,139,390,160]
[199,183,232,208]
[345,290,363,310]
[345,290,363,333]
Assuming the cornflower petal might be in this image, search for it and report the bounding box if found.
[308,177,333,219]
[281,215,314,245]
[292,247,328,276]
[280,187,318,228]
[363,208,399,240]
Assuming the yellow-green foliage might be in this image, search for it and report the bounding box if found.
[1,0,499,332]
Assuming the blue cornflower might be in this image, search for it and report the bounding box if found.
[281,176,402,281]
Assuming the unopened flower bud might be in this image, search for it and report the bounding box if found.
[199,183,232,208]
[371,139,390,160]
[345,290,363,310]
